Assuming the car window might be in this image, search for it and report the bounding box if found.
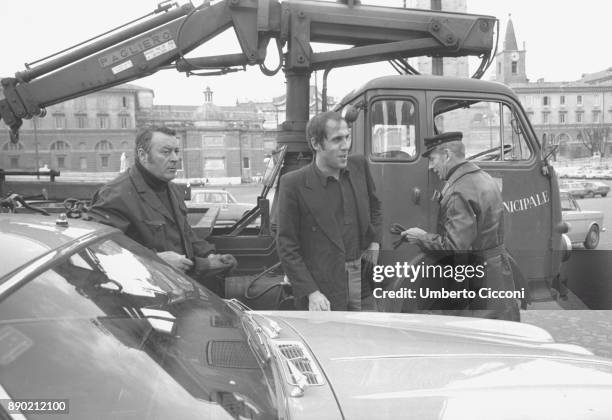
[206,192,226,204]
[561,196,577,211]
[0,234,276,419]
[192,192,207,204]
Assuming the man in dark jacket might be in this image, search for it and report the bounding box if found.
[401,132,520,321]
[277,111,383,311]
[89,126,236,293]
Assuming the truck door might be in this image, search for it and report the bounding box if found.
[427,92,553,295]
[360,91,430,306]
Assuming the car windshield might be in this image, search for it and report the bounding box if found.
[0,233,278,419]
[561,194,577,211]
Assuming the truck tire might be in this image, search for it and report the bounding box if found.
[584,224,600,249]
[602,193,608,197]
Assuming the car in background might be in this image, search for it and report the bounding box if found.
[560,180,610,198]
[560,181,590,198]
[561,190,605,249]
[582,181,610,197]
[3,213,612,419]
[186,189,252,224]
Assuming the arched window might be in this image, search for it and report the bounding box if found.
[558,133,571,144]
[2,141,24,151]
[95,140,113,169]
[95,140,113,152]
[49,141,70,169]
[50,140,70,151]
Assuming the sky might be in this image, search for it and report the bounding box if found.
[1,1,609,106]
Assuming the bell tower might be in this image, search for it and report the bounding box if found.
[495,15,528,84]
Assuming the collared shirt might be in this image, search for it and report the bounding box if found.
[312,163,361,261]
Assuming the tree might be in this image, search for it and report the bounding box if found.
[578,125,610,157]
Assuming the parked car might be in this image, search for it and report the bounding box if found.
[582,181,610,197]
[186,188,252,224]
[561,190,605,249]
[559,181,590,198]
[2,213,612,419]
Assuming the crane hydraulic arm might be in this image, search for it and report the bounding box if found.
[0,0,497,148]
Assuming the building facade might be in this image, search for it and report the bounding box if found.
[495,17,612,158]
[0,84,144,172]
[0,85,280,181]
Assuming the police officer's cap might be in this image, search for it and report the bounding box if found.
[422,131,463,157]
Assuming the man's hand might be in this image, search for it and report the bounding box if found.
[401,227,428,243]
[207,253,238,270]
[308,290,330,311]
[362,242,380,266]
[157,251,194,272]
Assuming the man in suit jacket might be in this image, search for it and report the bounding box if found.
[277,111,383,311]
[89,126,236,293]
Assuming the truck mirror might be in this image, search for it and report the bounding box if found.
[342,103,362,124]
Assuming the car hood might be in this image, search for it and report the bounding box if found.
[269,312,612,419]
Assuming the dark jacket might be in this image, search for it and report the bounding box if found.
[418,161,504,252]
[416,161,520,321]
[88,166,215,259]
[277,155,382,310]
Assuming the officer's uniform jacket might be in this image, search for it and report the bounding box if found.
[416,160,520,320]
[277,155,382,310]
[417,161,504,253]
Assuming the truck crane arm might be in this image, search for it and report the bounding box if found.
[0,0,497,143]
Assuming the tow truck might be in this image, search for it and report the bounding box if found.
[0,0,570,310]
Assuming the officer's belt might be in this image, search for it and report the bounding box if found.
[478,244,506,260]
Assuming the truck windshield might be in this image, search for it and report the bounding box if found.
[433,98,533,162]
[0,233,278,419]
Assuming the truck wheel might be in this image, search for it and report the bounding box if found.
[584,225,600,249]
[602,193,608,198]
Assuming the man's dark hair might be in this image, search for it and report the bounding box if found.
[134,126,177,162]
[306,111,344,151]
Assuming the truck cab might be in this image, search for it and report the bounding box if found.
[337,75,567,307]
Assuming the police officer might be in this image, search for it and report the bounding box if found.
[401,132,520,321]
